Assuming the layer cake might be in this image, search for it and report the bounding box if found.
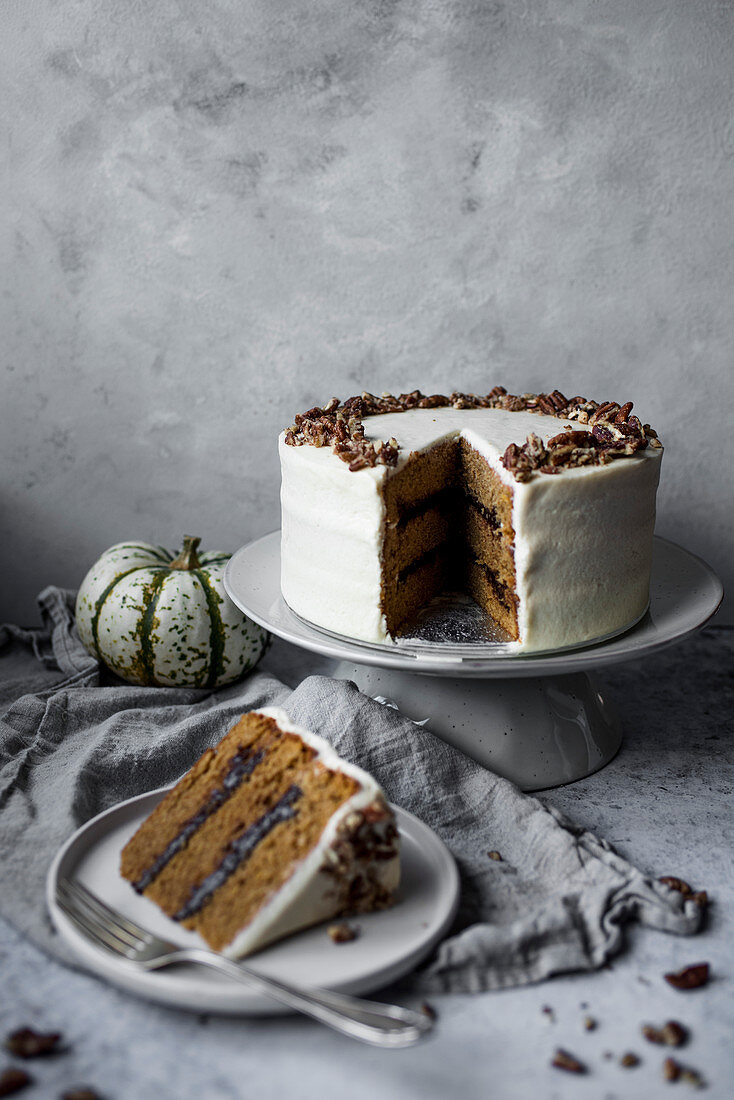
[279,388,663,653]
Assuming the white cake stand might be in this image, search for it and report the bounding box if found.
[224,534,722,791]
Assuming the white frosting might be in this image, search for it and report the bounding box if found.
[279,406,663,652]
[223,706,399,958]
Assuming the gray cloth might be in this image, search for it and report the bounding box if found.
[1,588,702,994]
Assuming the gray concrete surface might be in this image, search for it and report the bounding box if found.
[2,1,733,625]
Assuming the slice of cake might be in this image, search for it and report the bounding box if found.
[120,707,399,957]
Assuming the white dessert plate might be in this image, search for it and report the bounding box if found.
[224,533,723,677]
[47,789,459,1016]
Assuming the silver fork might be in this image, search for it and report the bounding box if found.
[55,878,433,1048]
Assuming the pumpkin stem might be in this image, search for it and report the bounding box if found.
[170,535,203,571]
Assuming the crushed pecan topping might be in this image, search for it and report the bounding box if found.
[664,963,710,991]
[620,1052,641,1068]
[284,388,661,480]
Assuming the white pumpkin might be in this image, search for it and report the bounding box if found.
[75,536,269,687]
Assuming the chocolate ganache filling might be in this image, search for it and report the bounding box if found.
[173,784,304,922]
[133,747,265,893]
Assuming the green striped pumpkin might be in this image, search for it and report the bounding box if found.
[75,536,269,688]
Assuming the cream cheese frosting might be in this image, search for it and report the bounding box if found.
[280,404,663,653]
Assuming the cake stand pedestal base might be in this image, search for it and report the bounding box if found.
[333,663,622,791]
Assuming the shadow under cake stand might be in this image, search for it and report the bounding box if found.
[224,534,722,791]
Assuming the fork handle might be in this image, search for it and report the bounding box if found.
[160,949,433,1047]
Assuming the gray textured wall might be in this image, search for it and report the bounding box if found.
[2,0,732,626]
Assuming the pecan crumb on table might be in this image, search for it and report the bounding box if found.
[0,1068,32,1097]
[4,1028,61,1059]
[551,1049,587,1074]
[663,1057,706,1087]
[664,963,710,991]
[642,1020,689,1047]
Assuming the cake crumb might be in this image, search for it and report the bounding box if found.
[582,1015,597,1031]
[327,922,359,944]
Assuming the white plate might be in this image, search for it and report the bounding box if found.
[47,790,459,1016]
[224,533,723,677]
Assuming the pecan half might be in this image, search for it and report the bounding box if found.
[664,963,709,991]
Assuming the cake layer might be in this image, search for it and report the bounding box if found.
[121,708,400,957]
[383,543,452,637]
[465,559,520,638]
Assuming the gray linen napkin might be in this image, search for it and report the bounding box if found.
[0,588,702,993]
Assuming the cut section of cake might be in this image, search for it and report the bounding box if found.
[120,707,399,957]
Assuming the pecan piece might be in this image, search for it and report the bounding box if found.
[661,1020,689,1046]
[664,963,709,990]
[327,922,359,944]
[5,1028,61,1058]
[551,1049,586,1074]
[663,1057,705,1087]
[659,876,693,896]
[0,1069,32,1097]
[547,430,590,449]
[663,1057,681,1082]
